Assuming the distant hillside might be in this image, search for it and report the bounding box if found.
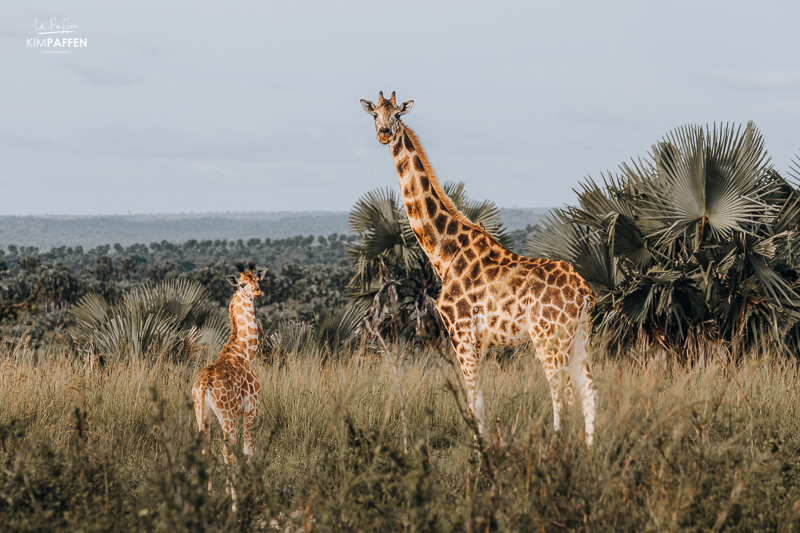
[0,212,351,250]
[0,208,552,250]
[499,208,552,231]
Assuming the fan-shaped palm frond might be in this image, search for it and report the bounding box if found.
[314,305,364,351]
[70,293,111,327]
[196,310,231,354]
[531,122,800,360]
[69,279,225,360]
[444,182,514,248]
[788,153,800,187]
[526,211,619,293]
[348,187,403,234]
[268,305,363,356]
[348,187,419,283]
[641,123,773,245]
[268,320,316,355]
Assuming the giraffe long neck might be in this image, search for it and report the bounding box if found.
[225,292,259,361]
[390,124,483,278]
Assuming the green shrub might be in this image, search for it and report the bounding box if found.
[69,278,226,361]
[528,122,800,360]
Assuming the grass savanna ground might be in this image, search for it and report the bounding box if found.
[2,338,800,532]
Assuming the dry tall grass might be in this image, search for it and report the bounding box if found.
[2,338,800,530]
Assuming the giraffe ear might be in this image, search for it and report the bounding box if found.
[226,275,238,286]
[360,99,377,116]
[256,268,269,280]
[396,100,414,116]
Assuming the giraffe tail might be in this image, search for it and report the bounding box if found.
[569,297,592,364]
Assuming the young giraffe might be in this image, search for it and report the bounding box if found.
[192,261,267,461]
[361,91,598,445]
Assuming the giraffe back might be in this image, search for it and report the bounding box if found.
[438,242,594,351]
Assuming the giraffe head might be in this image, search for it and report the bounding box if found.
[226,261,268,300]
[360,91,414,144]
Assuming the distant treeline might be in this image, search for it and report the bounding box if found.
[0,212,353,250]
[0,208,549,250]
[0,227,535,347]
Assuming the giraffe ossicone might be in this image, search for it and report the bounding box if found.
[192,261,268,464]
[361,92,598,445]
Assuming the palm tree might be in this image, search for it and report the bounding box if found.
[69,278,227,361]
[267,305,363,357]
[347,181,513,346]
[526,122,800,360]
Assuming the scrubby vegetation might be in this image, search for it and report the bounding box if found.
[0,234,358,350]
[2,341,800,531]
[0,201,534,355]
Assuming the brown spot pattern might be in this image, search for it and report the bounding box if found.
[403,131,414,151]
[425,197,438,216]
[435,214,447,233]
[396,157,409,176]
[383,123,596,444]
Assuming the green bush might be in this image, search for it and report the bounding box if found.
[69,278,226,361]
[528,122,800,360]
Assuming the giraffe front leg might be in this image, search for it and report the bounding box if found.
[539,352,566,432]
[451,335,484,435]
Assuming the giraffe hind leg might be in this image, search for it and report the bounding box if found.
[202,401,214,457]
[568,318,596,446]
[568,360,596,446]
[200,401,215,492]
[539,353,566,432]
[243,405,258,458]
[451,333,485,435]
[192,382,213,460]
[221,419,239,512]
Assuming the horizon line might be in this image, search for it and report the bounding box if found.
[0,207,555,218]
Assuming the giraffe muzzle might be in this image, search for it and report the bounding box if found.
[377,129,392,144]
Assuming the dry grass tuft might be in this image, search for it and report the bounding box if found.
[2,338,800,530]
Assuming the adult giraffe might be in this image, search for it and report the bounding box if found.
[360,91,597,445]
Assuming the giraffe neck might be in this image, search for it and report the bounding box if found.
[389,124,484,278]
[225,292,258,361]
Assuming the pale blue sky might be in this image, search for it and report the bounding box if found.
[2,1,799,215]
